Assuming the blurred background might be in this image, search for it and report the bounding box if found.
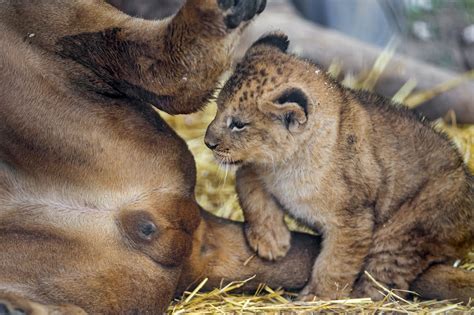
[109,0,474,124]
[109,0,474,69]
[293,0,474,72]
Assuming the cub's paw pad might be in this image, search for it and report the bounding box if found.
[244,222,291,261]
[218,0,267,29]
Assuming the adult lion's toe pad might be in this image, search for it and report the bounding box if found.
[219,0,266,29]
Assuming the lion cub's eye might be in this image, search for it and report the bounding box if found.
[228,118,249,132]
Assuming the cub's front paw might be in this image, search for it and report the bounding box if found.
[244,221,291,261]
[218,0,267,29]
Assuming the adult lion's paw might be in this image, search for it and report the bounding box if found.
[0,294,86,315]
[0,297,39,315]
[0,302,26,315]
[244,220,291,261]
[218,0,267,29]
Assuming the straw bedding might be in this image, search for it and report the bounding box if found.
[161,63,474,313]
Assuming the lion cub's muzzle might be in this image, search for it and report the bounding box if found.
[204,125,243,165]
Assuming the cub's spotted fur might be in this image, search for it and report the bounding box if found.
[205,33,474,300]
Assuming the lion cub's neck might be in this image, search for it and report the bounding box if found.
[252,86,371,228]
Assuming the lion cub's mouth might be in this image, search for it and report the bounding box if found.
[213,151,243,166]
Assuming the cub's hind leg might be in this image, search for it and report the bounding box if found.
[299,206,374,301]
[353,176,473,300]
[236,165,291,261]
[352,227,436,300]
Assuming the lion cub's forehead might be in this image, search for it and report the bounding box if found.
[220,55,292,110]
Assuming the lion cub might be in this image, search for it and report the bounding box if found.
[204,33,474,300]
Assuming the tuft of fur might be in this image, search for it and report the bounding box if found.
[251,32,290,52]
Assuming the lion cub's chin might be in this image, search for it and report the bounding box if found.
[212,153,243,167]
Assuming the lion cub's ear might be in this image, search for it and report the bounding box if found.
[247,32,290,54]
[258,88,309,133]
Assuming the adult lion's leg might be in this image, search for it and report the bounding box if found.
[179,210,474,304]
[29,0,265,116]
[152,0,267,114]
[3,0,265,115]
[178,210,321,293]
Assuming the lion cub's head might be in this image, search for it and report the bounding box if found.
[205,33,336,166]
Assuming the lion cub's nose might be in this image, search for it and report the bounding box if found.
[205,140,219,150]
[204,130,219,150]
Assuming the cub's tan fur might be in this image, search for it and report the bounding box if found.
[205,33,474,300]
